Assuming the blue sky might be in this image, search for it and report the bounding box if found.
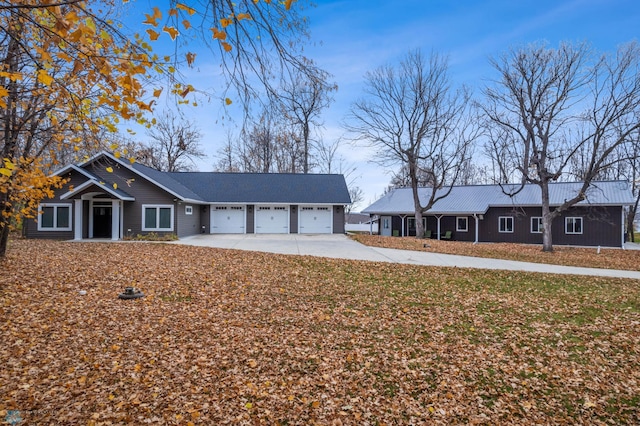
[128,0,640,210]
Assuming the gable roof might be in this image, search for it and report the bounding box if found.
[57,151,351,204]
[55,164,135,201]
[362,181,635,215]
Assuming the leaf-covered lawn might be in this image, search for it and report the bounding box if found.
[1,240,639,425]
[351,234,640,271]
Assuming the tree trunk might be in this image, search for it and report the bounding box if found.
[541,184,554,252]
[415,211,425,239]
[0,192,11,258]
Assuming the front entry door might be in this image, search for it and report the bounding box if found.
[380,216,392,236]
[93,205,112,238]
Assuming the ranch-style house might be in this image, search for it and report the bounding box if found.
[24,151,352,240]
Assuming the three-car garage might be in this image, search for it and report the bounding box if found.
[210,205,334,234]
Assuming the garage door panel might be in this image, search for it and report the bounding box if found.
[255,206,289,234]
[299,206,332,234]
[211,206,245,234]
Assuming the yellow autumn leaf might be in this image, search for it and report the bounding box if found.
[0,85,7,108]
[37,69,54,86]
[245,402,253,409]
[225,97,232,105]
[106,167,113,173]
[221,42,232,52]
[114,151,121,158]
[311,401,320,409]
[236,13,252,21]
[176,3,196,15]
[186,52,196,66]
[110,143,118,150]
[0,168,11,177]
[129,157,136,164]
[182,19,191,30]
[284,0,293,10]
[212,28,227,40]
[113,183,118,190]
[220,18,233,28]
[146,28,160,41]
[153,87,163,97]
[3,158,15,170]
[163,26,179,40]
[143,7,162,26]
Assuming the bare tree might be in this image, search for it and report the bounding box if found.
[316,137,363,212]
[140,111,205,172]
[347,49,478,238]
[278,59,337,173]
[482,41,640,251]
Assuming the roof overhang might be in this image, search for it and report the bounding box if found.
[80,151,190,202]
[60,179,135,201]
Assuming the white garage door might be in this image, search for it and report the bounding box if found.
[299,206,333,234]
[211,206,245,234]
[255,206,289,233]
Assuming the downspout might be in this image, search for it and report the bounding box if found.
[436,215,443,240]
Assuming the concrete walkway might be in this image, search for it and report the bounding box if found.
[174,234,640,280]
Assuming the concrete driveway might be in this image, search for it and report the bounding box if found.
[174,234,640,280]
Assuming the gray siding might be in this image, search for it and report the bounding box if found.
[290,205,298,234]
[333,205,345,234]
[176,203,203,238]
[246,205,255,233]
[200,205,210,233]
[385,205,624,247]
[23,168,85,240]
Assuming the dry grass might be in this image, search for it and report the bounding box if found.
[1,239,639,424]
[351,234,640,271]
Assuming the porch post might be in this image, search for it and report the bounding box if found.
[436,215,442,240]
[74,199,83,240]
[474,214,479,244]
[400,215,406,237]
[111,200,120,240]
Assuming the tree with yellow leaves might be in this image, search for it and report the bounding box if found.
[0,0,312,256]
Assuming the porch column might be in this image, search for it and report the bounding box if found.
[74,199,83,240]
[436,215,442,240]
[111,200,120,240]
[400,215,406,237]
[474,214,479,244]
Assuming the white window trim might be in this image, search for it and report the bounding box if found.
[185,205,193,215]
[37,203,72,231]
[498,216,514,233]
[531,217,543,234]
[456,216,468,232]
[142,204,174,232]
[565,217,583,235]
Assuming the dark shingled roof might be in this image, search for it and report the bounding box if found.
[131,162,205,202]
[77,152,351,204]
[168,172,352,204]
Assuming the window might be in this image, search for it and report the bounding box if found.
[565,217,583,234]
[531,217,543,233]
[456,217,468,232]
[38,204,72,231]
[499,216,514,233]
[185,205,193,215]
[142,205,174,231]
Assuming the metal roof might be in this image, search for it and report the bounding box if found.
[362,181,635,215]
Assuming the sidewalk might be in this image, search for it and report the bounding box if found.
[175,234,640,279]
